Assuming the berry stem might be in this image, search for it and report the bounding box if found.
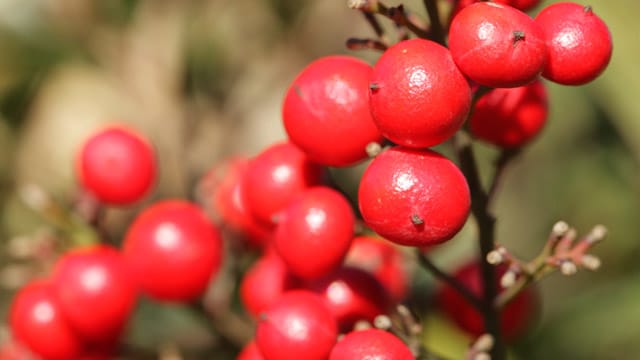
[453,132,506,360]
[423,0,446,45]
[416,250,484,311]
[487,149,520,209]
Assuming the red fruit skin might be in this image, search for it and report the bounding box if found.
[370,38,471,148]
[437,262,540,341]
[198,157,272,247]
[345,236,410,303]
[451,0,541,15]
[283,56,383,167]
[274,187,355,279]
[358,147,470,247]
[240,252,299,317]
[51,245,137,344]
[469,80,548,148]
[9,280,84,360]
[535,2,612,85]
[77,125,156,205]
[123,200,223,302]
[307,267,392,332]
[329,329,414,360]
[256,290,338,360]
[448,2,547,88]
[243,142,326,227]
[237,340,265,360]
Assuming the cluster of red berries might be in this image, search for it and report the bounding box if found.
[8,127,223,359]
[4,1,612,359]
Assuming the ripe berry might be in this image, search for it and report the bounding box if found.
[240,251,299,317]
[369,38,471,148]
[243,142,325,227]
[358,147,470,246]
[274,186,355,279]
[256,290,338,360]
[198,157,272,247]
[9,280,84,360]
[437,261,539,341]
[76,125,156,205]
[448,2,547,88]
[451,0,541,15]
[307,266,392,332]
[535,2,612,85]
[283,56,383,166]
[123,200,223,302]
[329,328,414,360]
[469,80,548,148]
[345,236,410,302]
[238,340,265,360]
[51,245,137,344]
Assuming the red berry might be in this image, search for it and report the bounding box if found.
[240,252,299,317]
[274,187,354,279]
[256,290,338,360]
[237,340,265,360]
[123,200,223,302]
[345,236,410,302]
[283,56,383,166]
[469,79,548,148]
[307,267,392,332]
[76,125,156,205]
[9,280,84,360]
[329,329,413,360]
[369,38,471,148]
[449,2,547,88]
[51,245,137,344]
[198,157,272,247]
[451,0,541,15]
[243,142,325,227]
[358,147,470,246]
[535,2,612,85]
[437,261,539,341]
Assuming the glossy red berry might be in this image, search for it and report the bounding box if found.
[243,142,325,227]
[329,328,414,360]
[9,280,84,360]
[451,0,541,15]
[358,147,470,246]
[345,236,410,302]
[240,252,299,317]
[51,245,137,344]
[449,2,547,88]
[307,267,392,332]
[274,186,355,279]
[469,80,548,148]
[369,38,471,148]
[76,125,156,205]
[437,261,539,341]
[535,2,612,85]
[198,157,272,247]
[283,56,383,166]
[256,290,338,360]
[238,340,265,360]
[123,200,223,302]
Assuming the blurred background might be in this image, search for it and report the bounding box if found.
[0,0,636,359]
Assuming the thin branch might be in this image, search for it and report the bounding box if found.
[453,132,506,360]
[487,148,521,209]
[423,0,446,45]
[416,250,484,311]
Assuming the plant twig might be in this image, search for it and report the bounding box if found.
[416,250,484,311]
[423,0,446,45]
[453,132,506,360]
